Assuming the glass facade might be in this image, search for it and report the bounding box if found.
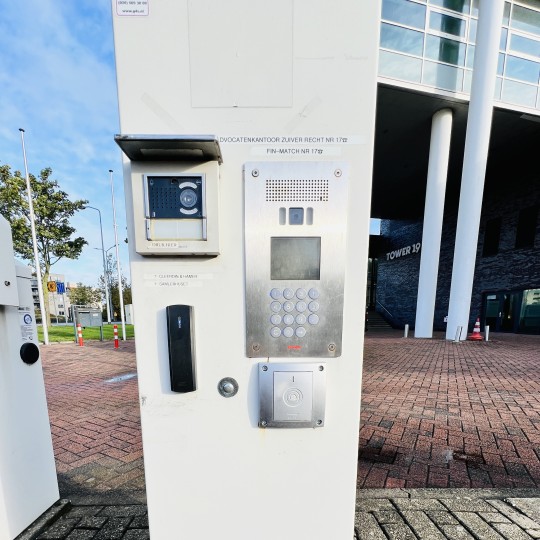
[379,0,540,110]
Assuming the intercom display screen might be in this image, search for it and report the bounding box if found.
[270,237,321,280]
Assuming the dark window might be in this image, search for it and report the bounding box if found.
[483,217,501,257]
[515,205,538,249]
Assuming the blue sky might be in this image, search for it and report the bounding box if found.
[0,0,128,286]
[0,1,381,289]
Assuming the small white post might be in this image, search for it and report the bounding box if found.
[453,326,463,343]
[485,325,490,342]
[404,324,409,338]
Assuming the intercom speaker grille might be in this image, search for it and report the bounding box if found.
[265,179,329,202]
[150,185,180,211]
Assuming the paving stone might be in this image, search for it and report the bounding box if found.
[440,524,476,539]
[393,498,446,511]
[479,512,512,524]
[400,511,446,539]
[373,510,403,524]
[492,523,536,540]
[38,518,79,539]
[121,531,150,540]
[454,512,506,540]
[128,516,148,528]
[440,497,495,512]
[488,499,540,531]
[382,522,417,539]
[355,512,387,540]
[92,518,131,540]
[356,498,394,512]
[65,530,96,540]
[64,507,104,518]
[76,517,108,529]
[427,511,460,526]
[97,505,147,517]
[506,498,540,522]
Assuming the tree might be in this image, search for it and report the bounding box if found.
[0,164,88,327]
[68,282,102,307]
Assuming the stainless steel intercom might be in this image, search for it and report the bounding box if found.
[244,161,348,358]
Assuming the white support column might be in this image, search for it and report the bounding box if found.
[415,109,453,338]
[446,0,504,340]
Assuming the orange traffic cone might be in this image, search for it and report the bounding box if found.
[467,318,483,341]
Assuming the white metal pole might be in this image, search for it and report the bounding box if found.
[109,170,126,340]
[415,109,453,338]
[445,0,505,340]
[87,206,111,323]
[19,128,49,345]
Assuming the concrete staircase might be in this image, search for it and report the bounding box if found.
[367,309,394,330]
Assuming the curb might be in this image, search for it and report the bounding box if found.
[15,499,71,540]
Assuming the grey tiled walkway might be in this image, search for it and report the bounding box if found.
[22,332,540,538]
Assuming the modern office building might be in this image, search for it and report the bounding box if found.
[371,0,540,336]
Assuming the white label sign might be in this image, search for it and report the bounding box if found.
[19,308,36,342]
[116,0,149,16]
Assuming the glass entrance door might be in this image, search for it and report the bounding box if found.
[483,291,522,332]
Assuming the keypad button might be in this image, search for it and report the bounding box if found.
[270,314,282,325]
[295,326,306,338]
[270,301,282,313]
[282,327,294,338]
[270,327,281,338]
[308,301,320,312]
[270,288,282,300]
[296,288,307,300]
[295,313,307,325]
[283,314,294,326]
[283,301,295,313]
[296,301,307,313]
[283,288,294,300]
[308,288,320,299]
[308,314,319,325]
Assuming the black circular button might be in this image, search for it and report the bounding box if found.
[20,342,40,365]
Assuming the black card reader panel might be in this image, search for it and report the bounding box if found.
[166,305,196,393]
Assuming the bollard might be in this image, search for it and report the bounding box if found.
[404,324,409,338]
[113,324,119,349]
[485,325,490,342]
[453,326,463,343]
[77,323,84,347]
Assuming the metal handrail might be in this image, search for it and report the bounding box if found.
[376,300,394,320]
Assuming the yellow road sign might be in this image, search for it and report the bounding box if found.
[47,281,57,292]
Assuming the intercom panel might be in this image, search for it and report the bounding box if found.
[244,161,348,358]
[131,161,219,256]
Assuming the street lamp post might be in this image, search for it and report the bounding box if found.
[19,129,49,345]
[109,170,126,341]
[86,206,111,323]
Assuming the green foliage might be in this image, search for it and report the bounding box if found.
[68,282,102,307]
[0,164,88,327]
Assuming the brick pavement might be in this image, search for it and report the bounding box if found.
[40,341,145,503]
[32,331,540,539]
[359,331,540,490]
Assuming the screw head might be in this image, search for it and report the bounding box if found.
[260,420,267,427]
[328,343,336,352]
[4,281,10,286]
[334,169,342,177]
[319,365,324,371]
[316,420,323,426]
[252,343,260,352]
[252,169,259,177]
[262,365,268,372]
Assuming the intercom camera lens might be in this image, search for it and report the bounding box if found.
[180,189,197,208]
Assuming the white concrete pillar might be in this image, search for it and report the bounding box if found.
[446,0,504,340]
[415,108,453,338]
